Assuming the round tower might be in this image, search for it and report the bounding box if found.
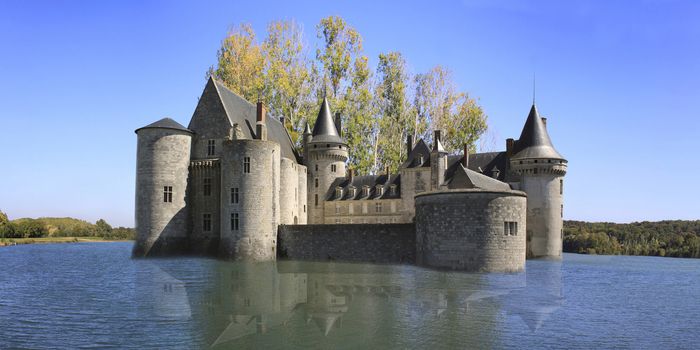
[509,104,568,259]
[305,97,348,224]
[133,118,192,257]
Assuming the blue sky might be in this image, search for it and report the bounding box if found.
[1,0,698,227]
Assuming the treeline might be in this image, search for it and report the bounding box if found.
[209,16,488,175]
[0,211,134,240]
[564,220,700,258]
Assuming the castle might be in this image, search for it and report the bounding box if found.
[133,76,567,272]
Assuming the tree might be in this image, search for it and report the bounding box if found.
[343,56,377,174]
[375,52,412,173]
[96,219,113,236]
[413,66,487,154]
[262,20,314,145]
[209,24,265,103]
[315,16,362,100]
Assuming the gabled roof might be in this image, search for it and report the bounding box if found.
[512,104,564,160]
[205,77,299,162]
[310,97,344,144]
[402,139,432,168]
[135,117,192,134]
[448,165,511,191]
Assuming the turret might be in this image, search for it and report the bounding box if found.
[306,97,348,224]
[219,101,280,261]
[509,104,568,259]
[133,118,192,257]
[430,130,448,190]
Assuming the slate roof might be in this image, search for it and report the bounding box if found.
[135,117,192,134]
[326,174,401,201]
[402,139,432,168]
[310,96,344,144]
[210,78,299,162]
[447,165,512,191]
[512,104,564,160]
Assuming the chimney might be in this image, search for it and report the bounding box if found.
[334,112,342,137]
[406,134,414,157]
[348,168,355,182]
[541,117,547,128]
[385,165,390,175]
[433,130,442,151]
[506,138,514,157]
[462,143,469,168]
[255,100,267,140]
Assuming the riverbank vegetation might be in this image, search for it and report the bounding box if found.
[0,211,134,244]
[564,220,700,258]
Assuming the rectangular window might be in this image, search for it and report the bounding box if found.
[207,139,215,156]
[331,164,337,172]
[375,202,382,213]
[231,188,239,204]
[231,212,239,231]
[315,194,318,206]
[203,178,211,196]
[560,179,564,195]
[243,157,251,173]
[203,213,211,232]
[504,221,517,236]
[303,204,306,213]
[315,178,319,188]
[163,186,172,203]
[561,204,564,218]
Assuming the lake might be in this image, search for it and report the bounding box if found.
[1,242,698,349]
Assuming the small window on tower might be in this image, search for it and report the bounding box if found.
[203,214,212,232]
[231,212,239,231]
[203,178,212,196]
[315,194,318,206]
[207,139,215,156]
[243,157,251,173]
[231,188,239,204]
[315,164,318,171]
[331,164,337,172]
[163,186,173,203]
[504,222,517,236]
[560,179,563,195]
[315,178,319,188]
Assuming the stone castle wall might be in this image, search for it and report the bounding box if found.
[415,189,527,272]
[519,175,564,259]
[278,224,415,264]
[133,128,192,256]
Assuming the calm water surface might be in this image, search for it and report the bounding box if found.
[1,242,699,349]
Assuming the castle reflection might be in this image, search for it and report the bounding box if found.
[135,260,564,348]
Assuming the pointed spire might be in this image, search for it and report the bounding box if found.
[309,96,344,144]
[512,104,564,160]
[303,121,311,134]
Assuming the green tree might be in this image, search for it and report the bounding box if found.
[96,219,113,236]
[375,52,412,173]
[315,16,362,100]
[343,55,376,174]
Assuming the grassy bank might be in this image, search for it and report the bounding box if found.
[0,237,133,246]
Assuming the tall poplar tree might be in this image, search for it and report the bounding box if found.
[375,52,412,173]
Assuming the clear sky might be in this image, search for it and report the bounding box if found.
[1,0,698,227]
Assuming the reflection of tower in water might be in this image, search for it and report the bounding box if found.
[502,260,564,332]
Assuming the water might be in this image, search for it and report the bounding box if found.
[1,242,699,349]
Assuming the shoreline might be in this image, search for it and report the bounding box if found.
[0,237,133,246]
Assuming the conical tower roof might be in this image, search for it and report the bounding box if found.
[135,117,192,134]
[512,104,564,160]
[310,97,344,144]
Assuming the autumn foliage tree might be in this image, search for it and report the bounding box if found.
[209,16,488,175]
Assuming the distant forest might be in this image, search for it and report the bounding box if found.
[564,220,700,258]
[0,211,134,240]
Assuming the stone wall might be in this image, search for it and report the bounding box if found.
[415,189,527,272]
[278,224,415,264]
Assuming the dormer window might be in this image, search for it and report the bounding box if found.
[375,185,384,196]
[349,186,357,198]
[362,185,370,197]
[335,186,343,199]
[417,153,424,165]
[390,184,397,195]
